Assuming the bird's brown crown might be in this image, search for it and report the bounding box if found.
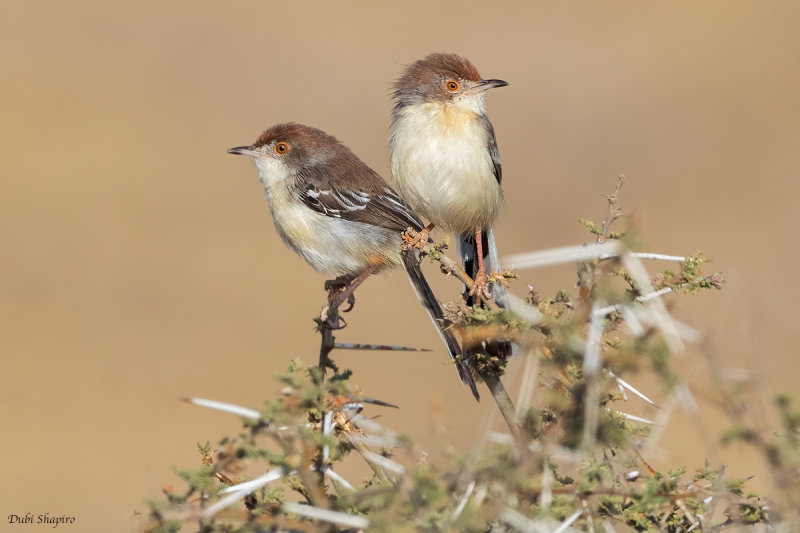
[401,53,482,84]
[392,53,483,108]
[250,123,352,168]
[252,123,341,152]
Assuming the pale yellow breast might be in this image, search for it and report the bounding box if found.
[265,185,315,249]
[390,102,502,234]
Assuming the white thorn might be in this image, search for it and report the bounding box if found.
[629,252,686,262]
[675,382,699,413]
[321,467,354,491]
[201,470,284,518]
[505,242,621,270]
[282,502,369,529]
[185,398,259,420]
[360,450,406,475]
[487,431,515,444]
[608,408,656,425]
[584,304,606,375]
[608,371,658,407]
[323,411,333,463]
[451,480,476,520]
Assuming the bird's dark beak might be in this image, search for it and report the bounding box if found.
[466,79,509,95]
[227,146,258,156]
[481,79,508,89]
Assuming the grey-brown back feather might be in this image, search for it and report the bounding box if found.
[289,139,423,232]
[479,113,503,185]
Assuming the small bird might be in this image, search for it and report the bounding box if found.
[389,53,508,304]
[228,123,479,399]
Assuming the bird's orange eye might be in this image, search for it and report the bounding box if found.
[274,142,289,155]
[445,80,460,92]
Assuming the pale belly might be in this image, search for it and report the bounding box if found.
[264,187,402,276]
[390,106,502,234]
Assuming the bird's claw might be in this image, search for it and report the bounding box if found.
[341,293,356,313]
[319,304,348,330]
[402,227,430,252]
[469,269,492,300]
[322,275,356,329]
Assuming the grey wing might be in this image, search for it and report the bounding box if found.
[295,172,422,233]
[481,114,503,184]
[368,185,424,232]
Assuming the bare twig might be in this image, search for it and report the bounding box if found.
[578,175,625,301]
[582,303,606,449]
[333,342,429,351]
[514,347,542,420]
[484,374,521,437]
[317,322,336,380]
[598,174,625,243]
[431,247,502,312]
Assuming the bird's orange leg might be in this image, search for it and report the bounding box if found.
[469,226,491,300]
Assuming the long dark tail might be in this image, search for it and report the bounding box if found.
[457,226,513,358]
[401,248,480,400]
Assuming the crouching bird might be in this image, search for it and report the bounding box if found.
[228,123,479,399]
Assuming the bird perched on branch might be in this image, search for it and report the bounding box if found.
[228,123,479,399]
[389,52,509,306]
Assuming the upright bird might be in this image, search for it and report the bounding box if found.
[228,123,479,399]
[389,53,509,304]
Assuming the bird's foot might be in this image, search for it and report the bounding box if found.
[469,268,492,301]
[402,227,430,252]
[323,276,357,312]
[321,276,357,329]
[324,275,349,294]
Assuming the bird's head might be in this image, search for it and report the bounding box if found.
[392,53,507,114]
[228,123,347,183]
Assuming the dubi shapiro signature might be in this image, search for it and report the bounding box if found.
[8,513,76,528]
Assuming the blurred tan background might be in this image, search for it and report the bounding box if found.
[2,1,799,530]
